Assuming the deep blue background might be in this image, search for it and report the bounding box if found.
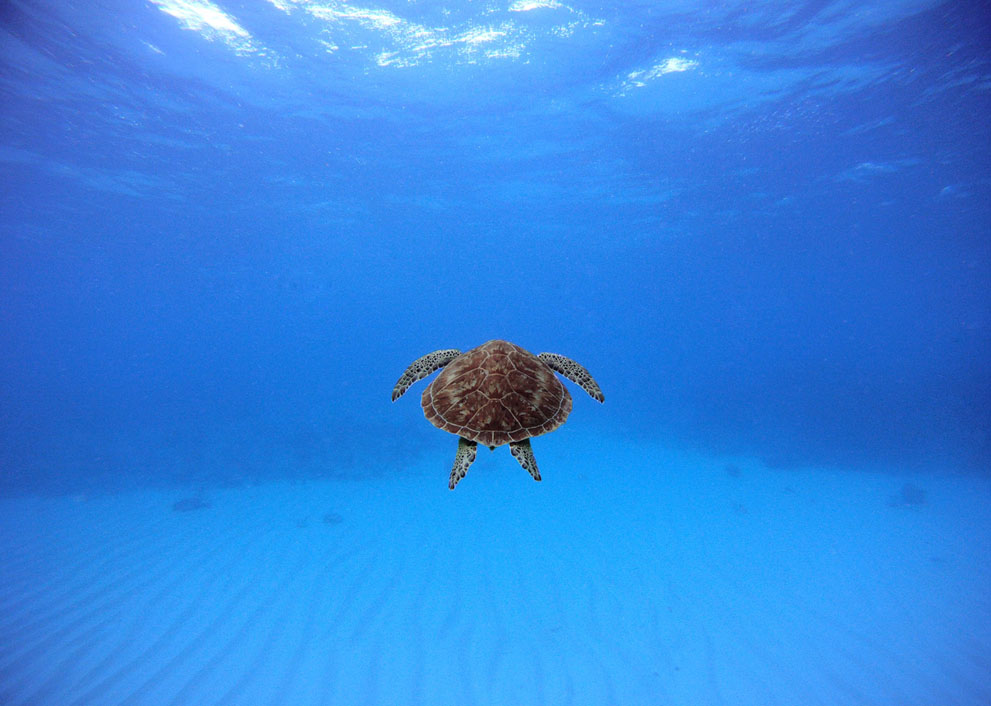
[1,0,989,493]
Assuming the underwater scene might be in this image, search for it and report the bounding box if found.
[1,0,989,704]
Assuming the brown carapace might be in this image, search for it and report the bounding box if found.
[392,340,604,489]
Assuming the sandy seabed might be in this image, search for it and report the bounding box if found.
[1,438,989,705]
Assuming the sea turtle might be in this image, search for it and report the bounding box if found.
[391,339,604,489]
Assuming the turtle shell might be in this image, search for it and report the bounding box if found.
[422,339,572,448]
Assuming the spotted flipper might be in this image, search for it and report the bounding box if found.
[392,349,461,401]
[538,352,605,402]
[510,439,541,483]
[449,437,477,490]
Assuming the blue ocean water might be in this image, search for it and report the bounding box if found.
[2,0,988,495]
[1,1,990,704]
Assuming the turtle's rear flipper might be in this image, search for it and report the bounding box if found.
[449,437,477,490]
[510,439,541,482]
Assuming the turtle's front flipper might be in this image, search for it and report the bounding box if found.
[538,352,605,402]
[392,349,461,401]
[510,439,541,483]
[449,437,477,490]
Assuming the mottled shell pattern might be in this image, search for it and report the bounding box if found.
[422,340,572,449]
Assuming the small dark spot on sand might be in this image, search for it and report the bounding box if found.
[888,483,926,508]
[322,512,343,525]
[172,498,210,513]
